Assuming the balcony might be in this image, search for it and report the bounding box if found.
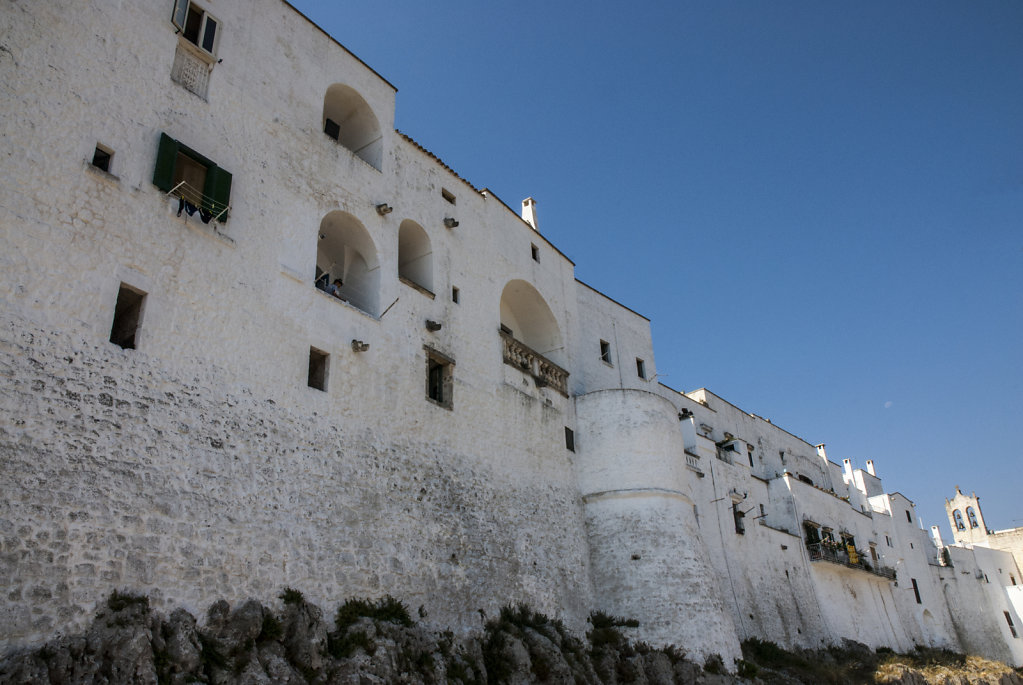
[500,330,569,396]
[806,542,896,580]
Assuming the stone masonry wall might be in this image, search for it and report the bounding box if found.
[0,313,593,652]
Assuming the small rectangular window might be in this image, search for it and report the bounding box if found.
[425,347,454,410]
[531,244,539,262]
[911,578,921,604]
[906,510,912,523]
[109,284,146,350]
[636,358,646,379]
[599,340,611,365]
[92,144,113,173]
[441,188,456,204]
[324,118,340,141]
[451,286,460,304]
[565,427,575,452]
[308,347,328,391]
[175,2,219,56]
[732,503,745,535]
[1005,611,1018,638]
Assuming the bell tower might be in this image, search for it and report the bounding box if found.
[945,486,989,546]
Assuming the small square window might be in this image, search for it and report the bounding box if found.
[92,144,113,173]
[109,284,146,350]
[636,358,646,379]
[531,244,539,262]
[425,346,454,409]
[565,427,575,452]
[308,347,328,391]
[324,118,341,141]
[452,286,460,304]
[599,340,611,365]
[441,188,456,204]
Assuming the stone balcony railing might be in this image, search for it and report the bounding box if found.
[806,542,896,580]
[500,330,569,396]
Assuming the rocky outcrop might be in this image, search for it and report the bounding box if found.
[2,592,1020,684]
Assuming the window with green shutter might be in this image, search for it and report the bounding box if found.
[153,132,232,222]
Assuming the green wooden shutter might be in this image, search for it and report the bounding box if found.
[203,165,232,221]
[152,133,179,192]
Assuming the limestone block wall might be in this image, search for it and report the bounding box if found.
[0,314,594,653]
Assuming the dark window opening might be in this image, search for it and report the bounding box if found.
[451,286,460,304]
[308,347,328,391]
[906,510,912,523]
[804,523,821,544]
[599,340,611,364]
[176,2,218,55]
[747,449,755,468]
[109,284,146,350]
[531,244,539,262]
[324,118,340,141]
[153,132,232,222]
[565,427,575,452]
[636,358,646,379]
[733,503,746,535]
[425,347,454,410]
[92,144,112,172]
[911,578,921,604]
[886,535,892,547]
[441,188,456,204]
[870,546,878,563]
[1005,611,1018,638]
[797,474,814,486]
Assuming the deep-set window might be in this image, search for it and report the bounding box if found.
[636,358,646,379]
[599,340,611,365]
[308,347,329,391]
[565,427,575,452]
[92,144,113,173]
[425,347,454,410]
[172,1,220,56]
[153,132,232,222]
[452,286,460,304]
[110,284,146,350]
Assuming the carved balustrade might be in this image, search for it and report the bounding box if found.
[500,330,569,396]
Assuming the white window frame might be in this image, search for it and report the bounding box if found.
[172,1,221,58]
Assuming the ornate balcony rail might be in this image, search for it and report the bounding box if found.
[500,330,569,396]
[685,452,702,471]
[806,542,896,580]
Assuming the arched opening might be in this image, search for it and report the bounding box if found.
[316,211,379,316]
[397,220,433,292]
[322,84,383,171]
[499,280,568,395]
[966,507,979,529]
[499,280,564,366]
[953,509,965,530]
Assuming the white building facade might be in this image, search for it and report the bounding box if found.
[0,0,1020,667]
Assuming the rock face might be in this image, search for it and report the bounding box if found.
[2,592,1020,685]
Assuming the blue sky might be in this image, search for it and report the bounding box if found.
[291,1,1022,535]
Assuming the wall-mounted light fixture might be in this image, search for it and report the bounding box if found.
[443,217,459,229]
[678,408,693,420]
[376,203,393,215]
[351,340,370,352]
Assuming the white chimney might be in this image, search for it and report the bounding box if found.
[866,459,876,476]
[521,197,538,231]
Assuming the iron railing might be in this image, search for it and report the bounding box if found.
[806,542,896,580]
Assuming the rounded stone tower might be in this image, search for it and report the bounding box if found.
[574,388,741,665]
